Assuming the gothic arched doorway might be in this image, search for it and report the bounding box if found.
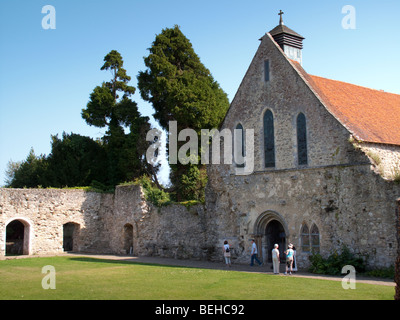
[253,211,288,263]
[265,220,286,263]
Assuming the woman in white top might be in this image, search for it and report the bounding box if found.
[285,244,294,275]
[223,240,231,267]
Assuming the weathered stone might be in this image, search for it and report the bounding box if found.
[1,27,399,273]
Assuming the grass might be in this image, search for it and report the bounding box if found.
[0,256,395,300]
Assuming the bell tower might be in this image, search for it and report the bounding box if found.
[269,10,305,65]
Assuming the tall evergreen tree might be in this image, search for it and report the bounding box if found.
[82,50,152,185]
[7,149,48,188]
[6,134,109,189]
[46,132,108,188]
[138,25,229,200]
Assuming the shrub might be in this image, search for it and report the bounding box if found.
[133,175,172,207]
[309,246,367,275]
[365,266,395,279]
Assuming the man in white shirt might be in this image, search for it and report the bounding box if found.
[272,244,280,274]
[250,239,262,266]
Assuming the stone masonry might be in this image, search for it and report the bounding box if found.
[1,26,399,271]
[0,186,216,261]
[205,31,400,268]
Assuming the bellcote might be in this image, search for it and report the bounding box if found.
[268,10,305,65]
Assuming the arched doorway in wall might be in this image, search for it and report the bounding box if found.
[265,220,286,263]
[63,223,80,252]
[254,211,288,263]
[123,223,134,255]
[6,219,30,256]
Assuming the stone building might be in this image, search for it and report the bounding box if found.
[1,17,400,270]
[206,16,400,268]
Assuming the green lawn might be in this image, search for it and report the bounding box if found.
[0,256,394,300]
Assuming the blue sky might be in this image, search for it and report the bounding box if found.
[0,0,399,186]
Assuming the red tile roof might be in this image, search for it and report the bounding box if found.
[290,61,400,146]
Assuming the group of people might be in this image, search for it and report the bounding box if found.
[222,239,297,275]
[271,242,296,275]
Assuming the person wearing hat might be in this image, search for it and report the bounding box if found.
[284,244,294,275]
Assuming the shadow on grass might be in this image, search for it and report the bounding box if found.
[67,256,204,271]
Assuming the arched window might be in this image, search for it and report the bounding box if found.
[234,123,244,168]
[300,223,310,253]
[310,224,320,253]
[264,110,275,168]
[301,223,320,253]
[297,112,308,166]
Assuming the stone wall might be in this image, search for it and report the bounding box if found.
[0,188,114,256]
[357,142,400,180]
[0,186,217,261]
[0,178,399,269]
[207,163,400,268]
[103,185,218,260]
[130,203,212,260]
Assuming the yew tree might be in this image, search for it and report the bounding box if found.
[82,50,151,185]
[138,25,229,200]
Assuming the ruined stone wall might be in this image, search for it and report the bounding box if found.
[105,185,217,260]
[0,186,217,261]
[0,188,114,257]
[129,203,213,260]
[0,179,398,269]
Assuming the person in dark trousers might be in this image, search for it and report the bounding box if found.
[250,239,262,266]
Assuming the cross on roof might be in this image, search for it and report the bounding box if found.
[278,10,284,25]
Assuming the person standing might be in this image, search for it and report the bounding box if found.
[292,245,298,272]
[285,244,294,275]
[272,244,280,274]
[250,239,262,266]
[223,240,231,267]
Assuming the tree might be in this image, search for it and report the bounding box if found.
[4,160,22,187]
[7,149,48,188]
[7,50,153,190]
[6,134,110,189]
[82,50,152,185]
[82,50,137,129]
[137,25,229,200]
[46,132,108,188]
